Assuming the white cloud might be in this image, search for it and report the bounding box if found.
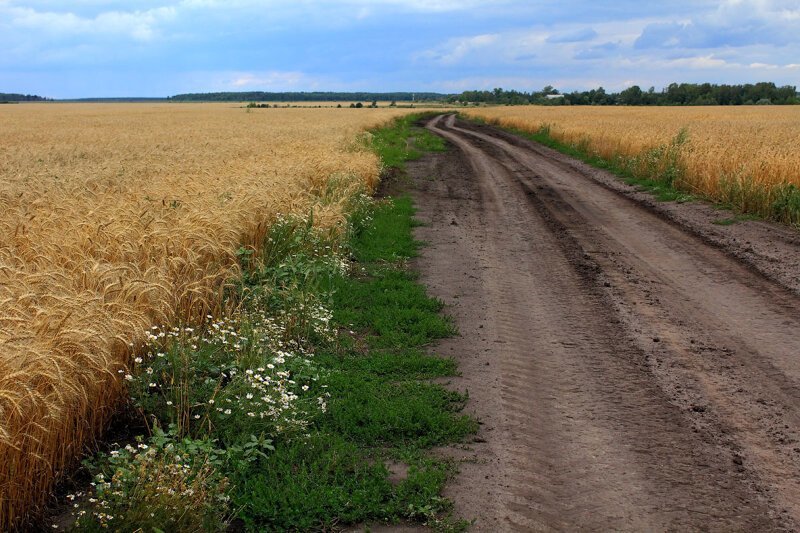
[621,54,733,70]
[5,4,176,41]
[2,0,799,97]
[345,0,513,12]
[175,0,510,13]
[546,27,598,43]
[417,18,654,69]
[636,0,800,49]
[415,4,799,92]
[419,33,500,65]
[434,75,550,92]
[225,71,321,90]
[749,62,800,70]
[668,55,732,69]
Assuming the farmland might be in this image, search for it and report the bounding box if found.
[0,103,414,529]
[3,101,800,531]
[463,106,800,224]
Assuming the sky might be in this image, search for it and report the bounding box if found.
[1,0,799,98]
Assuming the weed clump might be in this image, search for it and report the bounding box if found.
[54,116,474,531]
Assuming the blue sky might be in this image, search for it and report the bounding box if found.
[1,0,799,98]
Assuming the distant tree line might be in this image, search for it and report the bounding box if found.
[0,93,50,102]
[450,87,559,106]
[9,84,796,106]
[171,91,447,102]
[60,97,168,103]
[451,83,799,106]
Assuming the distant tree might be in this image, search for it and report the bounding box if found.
[355,102,363,108]
[0,93,48,102]
[619,85,644,105]
[591,87,609,105]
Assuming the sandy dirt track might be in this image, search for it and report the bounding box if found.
[409,114,800,531]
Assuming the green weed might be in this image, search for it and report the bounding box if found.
[64,113,472,532]
[464,114,800,226]
[367,114,446,171]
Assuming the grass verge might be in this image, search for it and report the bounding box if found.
[461,114,800,227]
[369,113,447,171]
[460,114,697,204]
[53,114,474,532]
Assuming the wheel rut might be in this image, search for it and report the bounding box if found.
[408,114,800,531]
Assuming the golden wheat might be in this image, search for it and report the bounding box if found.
[464,106,800,222]
[0,103,412,529]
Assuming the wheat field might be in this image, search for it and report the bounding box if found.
[0,103,410,529]
[463,106,800,223]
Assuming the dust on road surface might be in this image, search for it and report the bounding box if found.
[410,114,800,531]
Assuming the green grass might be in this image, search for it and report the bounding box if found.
[227,115,474,531]
[350,194,422,262]
[712,213,761,226]
[230,197,476,531]
[370,114,447,170]
[463,115,698,205]
[63,112,472,533]
[232,434,458,531]
[461,114,800,226]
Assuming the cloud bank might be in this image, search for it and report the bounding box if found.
[1,0,797,97]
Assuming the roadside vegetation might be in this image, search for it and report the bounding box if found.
[48,115,473,531]
[0,104,420,530]
[367,113,447,170]
[462,108,800,226]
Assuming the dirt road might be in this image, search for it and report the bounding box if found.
[409,115,800,531]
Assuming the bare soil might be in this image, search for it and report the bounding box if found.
[410,114,800,531]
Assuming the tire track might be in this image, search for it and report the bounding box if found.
[447,117,800,524]
[407,114,799,531]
